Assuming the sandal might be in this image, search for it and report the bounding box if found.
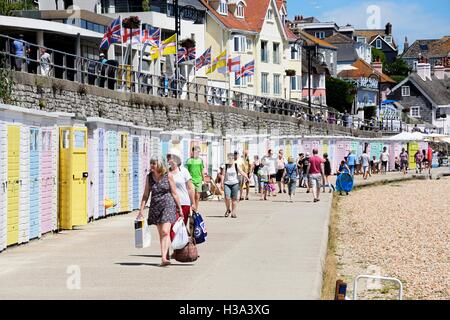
[225,210,231,217]
[231,214,237,218]
[159,261,171,267]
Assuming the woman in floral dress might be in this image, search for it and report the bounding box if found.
[137,158,182,267]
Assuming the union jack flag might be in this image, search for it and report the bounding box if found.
[100,16,122,50]
[241,60,255,77]
[177,47,196,64]
[141,26,160,47]
[195,47,211,71]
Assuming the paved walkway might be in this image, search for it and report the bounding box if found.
[0,167,447,300]
[0,188,332,300]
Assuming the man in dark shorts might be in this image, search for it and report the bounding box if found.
[302,152,311,192]
[297,153,304,187]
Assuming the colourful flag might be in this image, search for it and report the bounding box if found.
[161,34,177,56]
[100,16,122,50]
[149,45,159,60]
[241,60,255,77]
[142,26,160,48]
[228,56,241,73]
[122,27,141,45]
[207,50,227,74]
[195,47,211,71]
[177,47,196,64]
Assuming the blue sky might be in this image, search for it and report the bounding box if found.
[287,0,450,53]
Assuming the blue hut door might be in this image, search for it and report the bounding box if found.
[98,129,105,218]
[107,132,118,215]
[29,128,40,239]
[132,137,139,210]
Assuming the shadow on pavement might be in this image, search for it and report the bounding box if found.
[115,262,195,267]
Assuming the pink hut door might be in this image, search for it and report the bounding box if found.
[40,130,53,234]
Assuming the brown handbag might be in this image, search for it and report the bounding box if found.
[172,237,198,263]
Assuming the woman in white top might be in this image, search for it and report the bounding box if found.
[166,149,196,225]
[222,153,249,218]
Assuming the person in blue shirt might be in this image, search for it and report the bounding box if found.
[347,150,357,176]
[284,157,298,202]
[13,34,25,71]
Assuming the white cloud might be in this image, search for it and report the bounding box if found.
[319,1,449,52]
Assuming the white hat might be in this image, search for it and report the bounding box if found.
[99,53,105,57]
[167,148,183,166]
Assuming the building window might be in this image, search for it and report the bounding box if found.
[261,73,269,94]
[246,38,252,52]
[261,41,269,63]
[273,74,281,95]
[290,44,300,60]
[410,106,420,118]
[219,1,228,15]
[376,39,382,49]
[315,32,325,39]
[385,36,392,44]
[233,35,246,53]
[357,37,366,43]
[401,86,410,97]
[236,3,244,18]
[291,75,300,91]
[273,43,280,64]
[267,8,273,21]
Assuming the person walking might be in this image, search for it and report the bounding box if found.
[262,149,277,197]
[276,149,286,194]
[251,155,262,194]
[322,153,334,193]
[257,160,269,201]
[39,48,51,76]
[347,150,357,176]
[167,149,196,225]
[12,34,26,71]
[297,153,304,188]
[239,150,251,201]
[186,146,204,213]
[414,150,423,173]
[223,153,249,218]
[302,152,311,193]
[427,146,433,174]
[137,158,182,267]
[360,149,370,180]
[380,147,390,175]
[400,148,409,175]
[306,149,325,203]
[284,157,298,202]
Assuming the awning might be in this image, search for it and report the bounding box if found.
[0,16,104,40]
[387,131,426,141]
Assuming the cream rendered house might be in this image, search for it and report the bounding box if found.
[201,0,302,101]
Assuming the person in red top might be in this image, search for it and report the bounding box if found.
[306,148,325,203]
[427,146,433,174]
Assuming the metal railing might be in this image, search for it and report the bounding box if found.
[0,33,405,133]
[353,275,403,300]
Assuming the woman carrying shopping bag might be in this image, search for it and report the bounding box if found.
[223,153,249,218]
[137,158,182,267]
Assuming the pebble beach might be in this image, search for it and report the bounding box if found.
[335,178,450,300]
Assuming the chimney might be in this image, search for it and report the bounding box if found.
[404,36,409,52]
[417,62,432,81]
[434,64,445,80]
[385,23,392,36]
[372,57,383,74]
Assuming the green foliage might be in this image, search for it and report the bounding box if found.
[0,0,36,15]
[384,58,411,78]
[390,75,406,83]
[372,48,387,66]
[0,54,14,104]
[326,77,356,113]
[142,0,150,11]
[364,105,377,120]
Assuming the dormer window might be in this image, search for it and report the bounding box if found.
[236,3,244,18]
[267,8,273,21]
[219,1,228,15]
[357,37,366,44]
[385,36,392,44]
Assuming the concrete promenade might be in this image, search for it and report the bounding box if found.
[0,167,448,300]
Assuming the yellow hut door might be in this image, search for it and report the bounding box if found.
[120,132,129,212]
[7,126,20,246]
[71,128,88,226]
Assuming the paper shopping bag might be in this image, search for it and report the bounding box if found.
[135,220,151,249]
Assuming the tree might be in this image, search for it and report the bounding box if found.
[372,48,387,66]
[384,58,411,82]
[0,0,36,15]
[325,77,357,113]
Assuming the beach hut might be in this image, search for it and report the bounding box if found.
[18,125,30,244]
[58,126,89,229]
[0,121,7,251]
[29,127,41,239]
